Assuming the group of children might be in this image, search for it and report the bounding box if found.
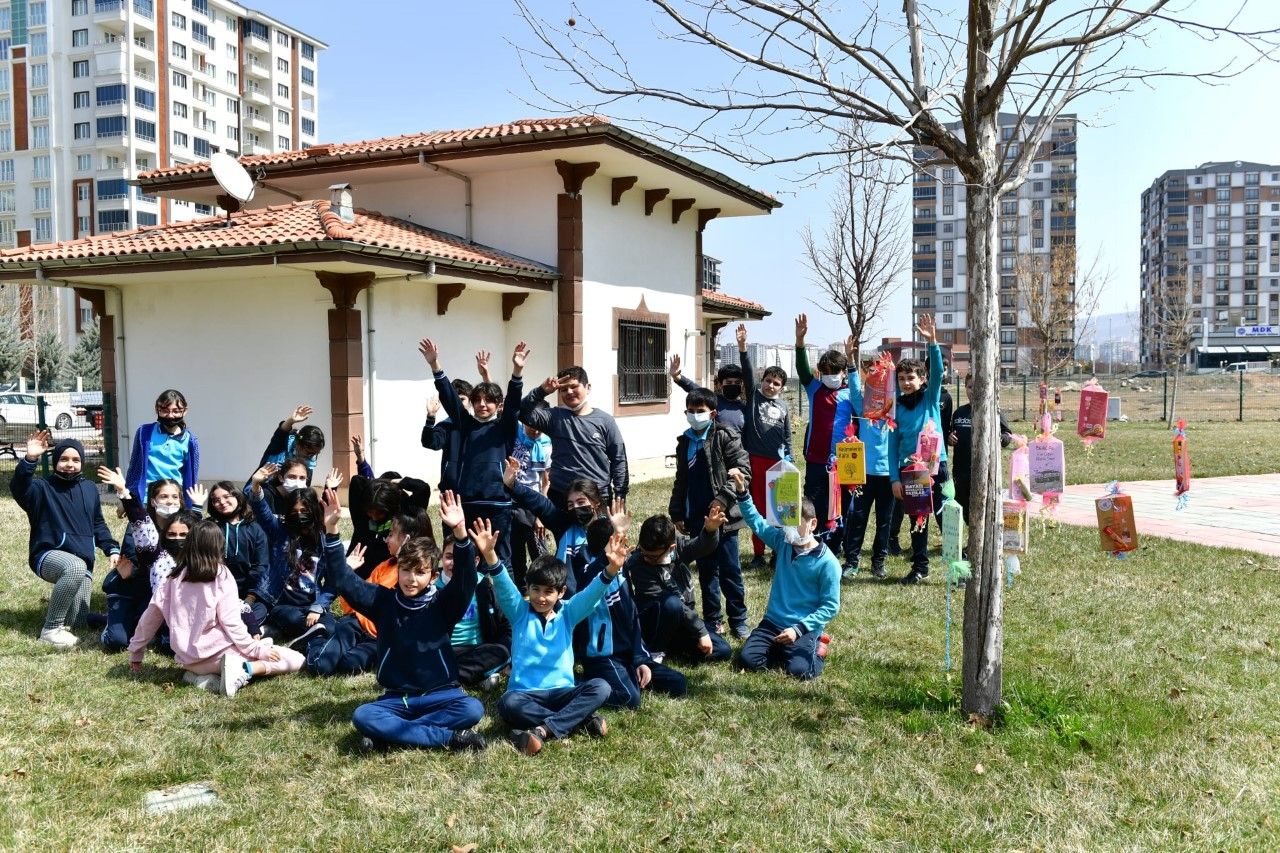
[10,314,987,754]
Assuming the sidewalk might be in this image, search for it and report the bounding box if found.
[1050,474,1280,556]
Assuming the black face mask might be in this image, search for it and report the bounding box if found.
[54,469,79,482]
[163,538,186,555]
[571,506,595,526]
[720,384,742,401]
[286,514,313,535]
[158,416,184,429]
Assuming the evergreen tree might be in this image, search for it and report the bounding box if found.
[30,326,68,393]
[64,320,102,389]
[0,311,20,386]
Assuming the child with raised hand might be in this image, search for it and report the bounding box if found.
[127,517,304,696]
[728,469,841,681]
[319,488,487,752]
[346,434,434,576]
[475,518,627,756]
[668,352,748,433]
[418,337,527,562]
[421,380,471,499]
[436,535,512,689]
[733,323,792,569]
[502,455,621,579]
[124,389,201,508]
[571,518,688,709]
[256,404,326,483]
[889,314,948,585]
[794,314,850,545]
[627,503,733,664]
[10,431,120,649]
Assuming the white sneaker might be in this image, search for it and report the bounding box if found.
[182,671,220,693]
[220,653,251,698]
[38,627,78,649]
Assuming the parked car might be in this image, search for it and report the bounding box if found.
[0,393,78,430]
[1223,362,1249,373]
[70,391,105,430]
[1131,370,1166,378]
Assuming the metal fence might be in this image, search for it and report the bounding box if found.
[982,372,1280,424]
[0,391,117,488]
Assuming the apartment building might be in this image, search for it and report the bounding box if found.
[0,0,324,341]
[1139,161,1280,366]
[911,113,1078,378]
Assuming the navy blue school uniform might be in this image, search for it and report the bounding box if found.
[570,549,687,709]
[507,482,596,582]
[320,532,483,748]
[247,489,334,639]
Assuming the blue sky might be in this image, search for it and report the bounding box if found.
[257,0,1280,349]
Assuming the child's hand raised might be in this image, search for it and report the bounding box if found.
[727,468,747,495]
[475,349,492,382]
[794,313,808,342]
[320,488,342,535]
[426,395,440,419]
[351,434,364,461]
[186,484,208,508]
[98,465,127,494]
[539,376,558,395]
[608,497,630,536]
[347,542,367,571]
[512,341,531,372]
[467,517,500,559]
[418,337,442,371]
[251,462,279,487]
[439,490,465,534]
[704,501,727,532]
[603,532,629,577]
[286,405,312,427]
[324,468,344,490]
[502,456,520,490]
[735,323,748,349]
[915,313,936,342]
[668,353,682,380]
[24,430,51,462]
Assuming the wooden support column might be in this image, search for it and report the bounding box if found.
[555,160,599,370]
[317,271,375,476]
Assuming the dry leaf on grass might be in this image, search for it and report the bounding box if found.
[1169,687,1183,699]
[450,844,476,853]
[973,763,986,775]
[446,814,456,828]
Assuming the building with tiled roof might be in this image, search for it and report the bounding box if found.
[0,117,777,484]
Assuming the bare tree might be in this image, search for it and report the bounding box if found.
[515,0,1280,716]
[1154,253,1198,427]
[801,151,905,359]
[1014,246,1107,377]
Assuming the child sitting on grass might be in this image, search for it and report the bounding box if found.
[319,488,487,752]
[728,469,841,681]
[126,516,304,697]
[473,520,627,756]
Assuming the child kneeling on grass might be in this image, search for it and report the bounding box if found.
[319,488,487,752]
[728,470,841,681]
[126,517,304,697]
[473,520,627,756]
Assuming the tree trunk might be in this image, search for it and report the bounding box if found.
[1168,368,1179,428]
[961,131,1005,716]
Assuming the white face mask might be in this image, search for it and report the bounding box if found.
[283,478,309,492]
[783,525,816,547]
[686,412,713,429]
[820,374,843,390]
[658,547,676,566]
[154,503,179,517]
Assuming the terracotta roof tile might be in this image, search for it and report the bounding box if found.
[702,288,770,316]
[0,200,557,277]
[140,116,612,181]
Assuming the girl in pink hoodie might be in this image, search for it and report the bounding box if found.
[122,506,304,697]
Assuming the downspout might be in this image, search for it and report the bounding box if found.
[419,152,472,242]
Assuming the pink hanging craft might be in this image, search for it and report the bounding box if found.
[899,457,934,532]
[915,419,942,476]
[1008,434,1032,502]
[1173,420,1191,511]
[861,352,897,430]
[1077,379,1109,448]
[1029,413,1066,513]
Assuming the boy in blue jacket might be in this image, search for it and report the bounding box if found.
[473,519,627,756]
[830,354,895,580]
[419,337,527,564]
[319,488,486,752]
[889,315,948,585]
[729,470,840,681]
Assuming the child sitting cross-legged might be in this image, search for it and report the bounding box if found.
[570,518,688,709]
[319,488,487,752]
[728,469,841,681]
[472,519,628,756]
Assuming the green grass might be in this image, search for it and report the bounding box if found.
[2,475,1279,849]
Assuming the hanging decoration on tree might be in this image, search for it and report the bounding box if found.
[1009,434,1032,502]
[1077,378,1109,450]
[899,457,934,533]
[765,448,801,528]
[1029,413,1066,516]
[1173,420,1192,511]
[915,419,942,476]
[939,479,969,672]
[1096,481,1139,558]
[861,352,897,429]
[1053,387,1064,423]
[824,464,842,532]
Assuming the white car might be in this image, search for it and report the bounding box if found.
[0,393,78,430]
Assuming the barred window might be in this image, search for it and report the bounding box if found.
[617,320,668,404]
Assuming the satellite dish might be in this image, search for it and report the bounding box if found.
[210,152,256,224]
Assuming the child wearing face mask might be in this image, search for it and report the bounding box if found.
[255,404,326,484]
[419,338,527,563]
[256,458,313,518]
[728,470,840,681]
[11,432,120,649]
[794,314,850,547]
[502,457,617,583]
[203,481,271,634]
[670,387,753,640]
[246,462,335,643]
[668,355,748,433]
[124,389,201,507]
[732,323,793,569]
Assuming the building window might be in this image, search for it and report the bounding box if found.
[75,154,91,171]
[276,135,290,149]
[29,32,48,57]
[225,70,237,87]
[34,216,52,243]
[134,119,156,141]
[226,96,239,112]
[98,209,129,232]
[134,88,155,111]
[301,41,314,60]
[33,186,51,211]
[617,319,669,405]
[95,115,126,137]
[172,131,188,147]
[173,43,186,60]
[301,117,314,136]
[226,126,239,141]
[173,101,187,118]
[276,108,289,123]
[172,70,188,88]
[193,137,211,158]
[276,57,289,73]
[0,189,13,211]
[76,184,90,201]
[226,43,237,59]
[32,125,49,148]
[136,212,157,226]
[0,160,12,182]
[73,120,91,139]
[243,19,268,41]
[277,30,291,46]
[32,157,49,179]
[73,0,89,14]
[72,90,91,109]
[72,60,90,78]
[96,83,127,105]
[172,11,186,28]
[97,178,129,199]
[72,28,89,47]
[31,64,48,86]
[301,67,313,86]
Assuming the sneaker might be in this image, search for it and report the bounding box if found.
[870,562,887,579]
[710,621,726,636]
[479,673,503,692]
[841,560,859,581]
[887,541,903,557]
[449,729,487,752]
[286,621,328,650]
[731,623,751,641]
[182,671,220,693]
[38,627,78,649]
[898,570,927,586]
[583,713,609,739]
[747,555,767,570]
[220,653,251,697]
[357,736,387,754]
[510,728,544,756]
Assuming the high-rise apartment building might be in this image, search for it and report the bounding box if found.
[911,113,1078,378]
[0,0,324,340]
[1139,162,1280,366]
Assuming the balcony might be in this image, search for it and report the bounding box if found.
[133,67,155,83]
[94,0,127,30]
[244,85,269,105]
[244,57,270,79]
[133,0,154,19]
[242,110,270,131]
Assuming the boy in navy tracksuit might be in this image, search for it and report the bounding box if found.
[320,488,486,752]
[475,519,626,756]
[730,471,841,680]
[419,337,526,563]
[571,519,687,708]
[422,378,472,497]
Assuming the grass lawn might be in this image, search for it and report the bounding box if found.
[2,470,1279,849]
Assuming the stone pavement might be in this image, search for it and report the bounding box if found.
[1050,473,1280,556]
